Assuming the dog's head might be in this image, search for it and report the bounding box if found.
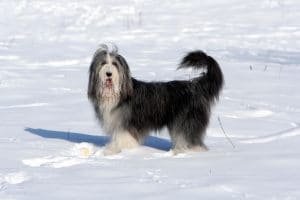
[88,44,133,103]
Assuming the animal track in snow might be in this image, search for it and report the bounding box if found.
[224,109,273,119]
[22,143,96,168]
[49,87,82,94]
[144,150,193,160]
[22,156,87,168]
[29,59,81,67]
[241,124,300,144]
[0,103,49,110]
[139,169,167,184]
[4,172,30,185]
[22,142,121,168]
[0,55,19,61]
[0,172,29,187]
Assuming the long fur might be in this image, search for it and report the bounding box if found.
[88,45,224,155]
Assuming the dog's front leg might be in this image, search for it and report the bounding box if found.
[103,130,139,156]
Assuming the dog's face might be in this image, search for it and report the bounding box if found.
[97,54,121,99]
[88,47,133,102]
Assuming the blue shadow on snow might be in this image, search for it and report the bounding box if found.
[25,128,172,151]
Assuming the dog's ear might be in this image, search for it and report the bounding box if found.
[88,47,107,100]
[87,67,96,100]
[117,54,133,100]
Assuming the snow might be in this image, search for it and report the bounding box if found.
[1,0,300,199]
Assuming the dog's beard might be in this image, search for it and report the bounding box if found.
[98,78,120,102]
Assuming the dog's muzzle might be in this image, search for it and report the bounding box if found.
[104,78,113,88]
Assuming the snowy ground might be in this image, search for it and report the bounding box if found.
[1,0,300,199]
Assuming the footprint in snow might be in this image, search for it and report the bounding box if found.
[0,171,30,189]
[139,169,167,184]
[144,150,193,160]
[224,108,273,119]
[22,142,123,169]
[22,143,95,168]
[22,156,87,168]
[240,124,300,144]
[0,103,49,110]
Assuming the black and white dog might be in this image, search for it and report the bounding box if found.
[88,45,224,155]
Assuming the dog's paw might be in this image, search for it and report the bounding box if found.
[192,145,208,152]
[114,132,140,149]
[171,145,208,155]
[102,144,121,156]
[169,148,185,156]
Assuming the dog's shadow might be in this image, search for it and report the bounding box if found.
[25,128,172,151]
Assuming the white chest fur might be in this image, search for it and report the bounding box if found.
[99,98,120,134]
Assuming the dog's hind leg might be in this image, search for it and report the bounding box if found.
[168,125,190,154]
[169,133,189,155]
[168,120,208,155]
[103,130,139,156]
[169,133,208,155]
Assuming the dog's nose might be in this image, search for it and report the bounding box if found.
[106,72,112,77]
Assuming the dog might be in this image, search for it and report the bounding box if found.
[88,44,224,155]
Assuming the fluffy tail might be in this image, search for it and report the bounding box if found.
[179,50,224,100]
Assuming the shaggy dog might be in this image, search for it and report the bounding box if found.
[88,45,224,155]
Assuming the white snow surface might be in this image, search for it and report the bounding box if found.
[1,0,300,199]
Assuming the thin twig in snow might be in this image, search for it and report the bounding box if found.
[217,116,235,149]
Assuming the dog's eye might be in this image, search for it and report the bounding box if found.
[112,62,118,66]
[101,61,107,65]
